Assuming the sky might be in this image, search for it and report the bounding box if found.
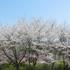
[0,0,70,25]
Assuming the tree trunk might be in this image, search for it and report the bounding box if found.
[15,63,19,70]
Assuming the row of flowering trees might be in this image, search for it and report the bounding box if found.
[0,19,70,70]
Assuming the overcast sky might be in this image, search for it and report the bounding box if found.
[0,0,70,25]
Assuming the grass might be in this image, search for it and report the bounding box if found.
[0,60,70,70]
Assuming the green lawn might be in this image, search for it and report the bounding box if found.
[0,60,70,70]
